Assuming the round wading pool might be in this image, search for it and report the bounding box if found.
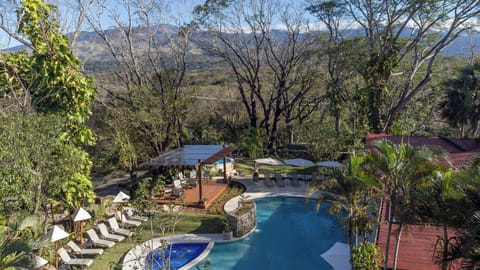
[144,242,209,270]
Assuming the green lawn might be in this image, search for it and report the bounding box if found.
[235,159,323,176]
[87,213,224,270]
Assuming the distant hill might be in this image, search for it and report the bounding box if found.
[4,25,479,72]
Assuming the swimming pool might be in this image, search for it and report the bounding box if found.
[200,197,347,269]
[144,242,209,270]
[215,158,233,165]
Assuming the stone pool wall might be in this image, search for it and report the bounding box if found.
[226,201,256,238]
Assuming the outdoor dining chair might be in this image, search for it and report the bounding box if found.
[57,247,93,268]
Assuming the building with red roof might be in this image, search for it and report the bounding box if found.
[365,134,480,269]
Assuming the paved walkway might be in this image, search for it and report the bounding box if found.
[224,176,315,213]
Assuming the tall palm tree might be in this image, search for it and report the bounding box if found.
[363,139,448,270]
[307,154,380,249]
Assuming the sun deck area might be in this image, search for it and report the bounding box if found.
[151,178,228,209]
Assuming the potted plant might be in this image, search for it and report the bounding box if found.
[222,219,233,240]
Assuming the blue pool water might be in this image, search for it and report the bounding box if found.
[144,242,208,270]
[215,158,233,165]
[200,197,346,270]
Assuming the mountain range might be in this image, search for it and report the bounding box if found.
[5,25,480,71]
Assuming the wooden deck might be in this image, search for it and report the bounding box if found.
[376,201,462,270]
[152,178,228,209]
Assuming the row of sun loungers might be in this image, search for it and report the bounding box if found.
[55,210,148,268]
[260,173,324,188]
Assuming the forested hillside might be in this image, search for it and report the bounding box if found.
[1,0,479,175]
[0,1,480,268]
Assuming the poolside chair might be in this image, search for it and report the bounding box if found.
[291,174,301,187]
[86,229,115,248]
[117,211,142,227]
[171,179,184,198]
[188,169,197,187]
[275,174,285,187]
[107,217,133,237]
[263,172,274,187]
[67,241,104,257]
[124,208,149,222]
[97,223,125,242]
[203,170,211,183]
[57,247,93,268]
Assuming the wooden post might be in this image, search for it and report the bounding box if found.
[198,159,203,203]
[55,241,59,268]
[223,156,227,183]
[79,222,83,248]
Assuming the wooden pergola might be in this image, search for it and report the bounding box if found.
[141,145,235,203]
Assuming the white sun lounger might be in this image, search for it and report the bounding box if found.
[97,223,125,242]
[67,241,104,256]
[125,208,149,222]
[107,217,133,237]
[86,229,115,248]
[57,247,93,268]
[116,212,141,227]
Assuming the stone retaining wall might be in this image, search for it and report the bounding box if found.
[226,201,256,238]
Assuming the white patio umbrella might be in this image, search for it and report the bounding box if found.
[73,207,91,248]
[283,158,314,167]
[31,254,48,269]
[320,242,352,270]
[255,157,284,166]
[112,191,130,203]
[44,225,69,268]
[113,191,130,227]
[316,161,345,168]
[255,157,284,174]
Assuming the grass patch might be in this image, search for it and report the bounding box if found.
[88,213,224,270]
[236,159,323,175]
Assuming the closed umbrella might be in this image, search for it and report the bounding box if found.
[73,207,91,248]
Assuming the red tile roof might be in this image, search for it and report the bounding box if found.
[365,134,480,167]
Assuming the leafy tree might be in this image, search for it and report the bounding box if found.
[440,61,480,137]
[195,0,324,151]
[85,0,192,159]
[0,114,95,220]
[307,0,480,133]
[352,242,384,270]
[0,0,97,216]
